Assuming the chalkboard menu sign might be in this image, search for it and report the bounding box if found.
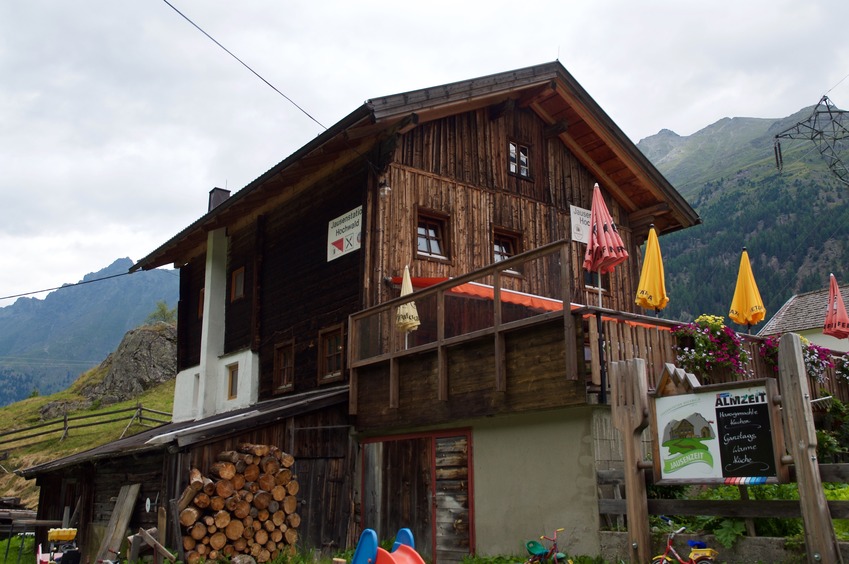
[653,380,783,484]
[715,390,776,478]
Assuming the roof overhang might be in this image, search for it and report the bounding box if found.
[17,386,348,478]
[131,61,698,273]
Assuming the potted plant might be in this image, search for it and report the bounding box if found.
[671,314,751,382]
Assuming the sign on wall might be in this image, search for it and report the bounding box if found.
[570,205,591,244]
[327,206,363,262]
[653,379,784,484]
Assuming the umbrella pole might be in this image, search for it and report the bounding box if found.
[598,272,602,308]
[596,311,607,405]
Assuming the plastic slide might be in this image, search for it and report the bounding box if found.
[392,527,415,551]
[351,528,425,564]
[389,543,426,564]
[351,529,378,564]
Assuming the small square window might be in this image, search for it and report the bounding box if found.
[230,267,245,302]
[318,325,344,382]
[227,363,239,399]
[274,340,295,392]
[417,211,450,260]
[508,141,531,178]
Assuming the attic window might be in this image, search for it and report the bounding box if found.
[509,141,531,178]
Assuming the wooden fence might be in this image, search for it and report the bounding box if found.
[0,403,171,453]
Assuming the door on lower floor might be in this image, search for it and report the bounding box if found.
[361,430,472,564]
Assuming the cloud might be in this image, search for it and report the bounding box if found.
[1,0,849,306]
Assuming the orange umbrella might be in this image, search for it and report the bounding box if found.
[824,273,849,339]
[729,247,766,331]
[583,183,628,306]
[635,224,669,313]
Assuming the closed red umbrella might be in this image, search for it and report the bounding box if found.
[824,273,849,339]
[583,183,629,306]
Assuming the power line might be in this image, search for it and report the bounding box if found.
[161,0,326,131]
[0,271,135,302]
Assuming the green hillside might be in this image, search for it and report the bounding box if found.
[0,366,174,509]
[638,104,849,328]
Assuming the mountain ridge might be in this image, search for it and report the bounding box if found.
[0,258,178,406]
[637,101,849,326]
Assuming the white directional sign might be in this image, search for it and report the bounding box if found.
[327,206,363,261]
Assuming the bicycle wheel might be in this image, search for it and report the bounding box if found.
[692,559,715,564]
[650,557,674,564]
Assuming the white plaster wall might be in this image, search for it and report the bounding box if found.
[472,407,600,559]
[214,349,260,413]
[172,368,199,422]
[799,328,849,353]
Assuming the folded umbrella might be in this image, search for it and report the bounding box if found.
[824,273,849,339]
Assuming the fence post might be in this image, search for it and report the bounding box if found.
[61,411,69,441]
[610,358,650,563]
[779,333,843,563]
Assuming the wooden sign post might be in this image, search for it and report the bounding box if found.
[610,359,650,563]
[778,333,843,563]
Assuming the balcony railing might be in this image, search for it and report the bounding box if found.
[348,240,849,415]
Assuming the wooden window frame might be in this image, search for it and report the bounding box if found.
[493,227,522,275]
[508,140,532,179]
[273,339,295,393]
[318,324,345,383]
[416,208,452,262]
[584,270,610,292]
[227,363,239,400]
[230,266,245,302]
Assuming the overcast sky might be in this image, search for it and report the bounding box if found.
[2,0,848,307]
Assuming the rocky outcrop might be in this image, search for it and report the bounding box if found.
[39,323,176,419]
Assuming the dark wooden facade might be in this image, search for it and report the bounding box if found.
[115,61,701,560]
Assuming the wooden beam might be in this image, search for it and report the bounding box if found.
[778,334,842,563]
[610,359,651,564]
[544,120,569,139]
[96,483,141,563]
[488,98,516,121]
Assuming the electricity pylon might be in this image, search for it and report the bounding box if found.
[774,95,849,186]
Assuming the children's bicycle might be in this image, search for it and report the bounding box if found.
[651,517,718,563]
[523,528,573,564]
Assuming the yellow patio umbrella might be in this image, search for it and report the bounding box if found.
[729,247,766,331]
[635,225,669,314]
[396,265,420,347]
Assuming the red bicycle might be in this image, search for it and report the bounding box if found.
[523,528,573,564]
[651,517,718,563]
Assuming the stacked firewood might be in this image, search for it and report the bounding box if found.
[177,443,301,564]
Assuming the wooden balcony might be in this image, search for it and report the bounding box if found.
[348,241,848,432]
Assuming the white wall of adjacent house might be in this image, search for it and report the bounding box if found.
[799,328,849,353]
[171,227,260,422]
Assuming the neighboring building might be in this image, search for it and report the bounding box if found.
[21,62,698,562]
[759,284,849,352]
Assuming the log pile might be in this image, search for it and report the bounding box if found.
[177,443,301,564]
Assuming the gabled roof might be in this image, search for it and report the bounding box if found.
[132,61,699,273]
[17,385,348,478]
[758,285,849,336]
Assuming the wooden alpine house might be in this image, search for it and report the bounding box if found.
[21,61,699,562]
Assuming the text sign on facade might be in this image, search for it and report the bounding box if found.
[327,206,362,262]
[570,205,591,244]
[653,381,780,484]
